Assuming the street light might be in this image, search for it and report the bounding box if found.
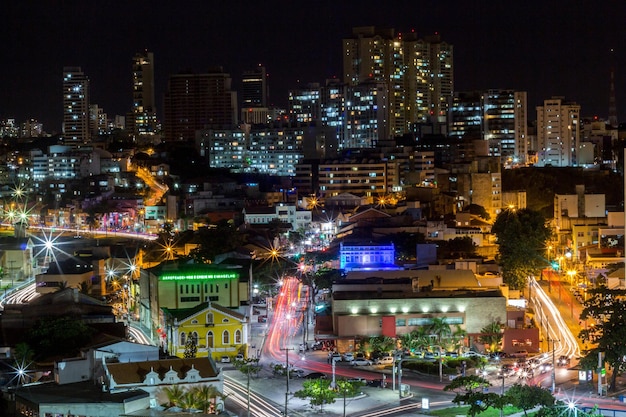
[280,347,294,417]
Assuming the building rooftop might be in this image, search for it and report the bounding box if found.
[15,380,149,405]
[107,357,218,385]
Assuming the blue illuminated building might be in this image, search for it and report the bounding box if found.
[339,242,402,272]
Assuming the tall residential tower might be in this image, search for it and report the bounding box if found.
[127,51,157,137]
[163,67,237,142]
[536,97,581,167]
[62,66,90,144]
[342,27,453,137]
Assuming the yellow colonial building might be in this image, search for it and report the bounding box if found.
[160,301,249,360]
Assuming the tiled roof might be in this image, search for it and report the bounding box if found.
[107,357,218,385]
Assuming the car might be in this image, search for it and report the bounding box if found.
[328,352,342,363]
[346,377,368,384]
[366,379,386,388]
[375,356,394,365]
[354,352,366,359]
[539,362,553,374]
[445,351,459,358]
[351,358,373,366]
[557,355,571,367]
[498,364,517,377]
[291,368,306,378]
[304,372,327,379]
[463,351,486,358]
[526,358,540,369]
[311,341,324,351]
[342,352,355,362]
[220,355,231,363]
[509,350,528,358]
[298,343,309,352]
[235,353,244,361]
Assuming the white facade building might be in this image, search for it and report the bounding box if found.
[536,97,581,167]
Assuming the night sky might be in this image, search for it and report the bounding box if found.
[2,1,626,133]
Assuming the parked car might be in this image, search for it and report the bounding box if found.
[375,356,394,365]
[235,353,244,361]
[328,352,342,363]
[291,368,306,378]
[352,358,373,366]
[304,372,327,379]
[347,377,368,384]
[445,351,459,358]
[509,350,528,358]
[311,341,324,351]
[342,352,355,362]
[462,351,485,358]
[367,379,386,388]
[220,355,231,363]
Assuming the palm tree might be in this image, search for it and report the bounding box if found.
[428,317,452,345]
[479,320,504,352]
[178,390,197,411]
[191,384,223,413]
[449,325,467,351]
[161,385,185,407]
[78,281,90,294]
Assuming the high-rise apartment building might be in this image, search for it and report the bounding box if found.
[89,104,108,137]
[163,67,238,142]
[343,27,453,137]
[62,66,90,144]
[241,65,267,108]
[127,51,157,137]
[536,97,581,167]
[449,90,528,164]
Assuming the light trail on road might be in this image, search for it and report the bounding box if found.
[530,276,581,359]
[224,376,282,417]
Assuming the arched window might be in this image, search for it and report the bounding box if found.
[222,330,230,345]
[235,329,242,344]
[190,331,198,344]
[206,312,214,324]
[180,332,186,346]
[206,331,214,348]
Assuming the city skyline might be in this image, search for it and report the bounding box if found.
[2,1,626,132]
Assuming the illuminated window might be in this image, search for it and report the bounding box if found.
[222,330,230,344]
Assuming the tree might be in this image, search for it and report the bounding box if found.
[464,203,490,221]
[190,384,223,414]
[162,384,185,407]
[536,401,604,417]
[293,378,337,412]
[367,335,396,355]
[183,337,198,358]
[437,236,478,259]
[335,379,365,417]
[579,286,626,392]
[479,320,504,352]
[26,316,96,360]
[444,375,497,417]
[491,208,552,290]
[386,232,425,260]
[504,384,554,416]
[429,317,452,345]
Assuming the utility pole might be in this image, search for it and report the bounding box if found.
[280,347,294,416]
[549,337,560,393]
